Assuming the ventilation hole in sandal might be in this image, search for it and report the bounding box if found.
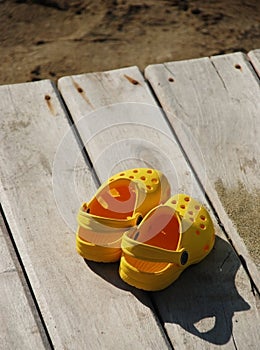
[195,205,200,210]
[146,185,152,190]
[109,178,114,182]
[184,196,190,202]
[204,244,209,251]
[129,175,134,179]
[147,169,153,174]
[200,215,206,221]
[196,230,200,235]
[151,178,158,184]
[133,169,138,173]
[188,211,193,215]
[189,217,194,222]
[120,173,125,176]
[171,199,177,204]
[200,224,206,229]
[140,176,146,181]
[180,204,185,209]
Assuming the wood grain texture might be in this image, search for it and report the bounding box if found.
[0,217,46,350]
[59,66,260,349]
[248,49,260,77]
[145,52,260,288]
[0,80,171,350]
[58,67,203,199]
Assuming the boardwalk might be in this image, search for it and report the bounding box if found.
[0,50,259,349]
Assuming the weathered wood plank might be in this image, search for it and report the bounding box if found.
[248,49,260,77]
[0,216,47,350]
[151,235,260,350]
[145,52,260,288]
[58,67,203,199]
[0,80,170,350]
[59,66,260,349]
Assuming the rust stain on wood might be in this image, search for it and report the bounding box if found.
[44,94,56,116]
[72,79,94,109]
[124,74,140,85]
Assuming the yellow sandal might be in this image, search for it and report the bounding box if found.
[76,168,171,262]
[119,194,215,290]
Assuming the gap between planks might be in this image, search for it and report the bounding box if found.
[0,207,52,350]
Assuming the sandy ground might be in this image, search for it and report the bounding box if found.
[1,0,260,84]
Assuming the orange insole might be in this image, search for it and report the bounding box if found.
[88,183,137,219]
[136,208,180,250]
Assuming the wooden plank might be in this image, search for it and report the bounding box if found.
[59,66,260,349]
[0,80,170,350]
[0,216,47,350]
[58,67,203,199]
[145,52,260,289]
[248,49,260,77]
[152,235,260,350]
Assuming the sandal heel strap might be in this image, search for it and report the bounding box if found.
[122,233,189,265]
[77,207,141,231]
[77,209,142,246]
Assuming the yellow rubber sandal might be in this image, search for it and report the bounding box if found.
[119,194,215,290]
[76,168,171,262]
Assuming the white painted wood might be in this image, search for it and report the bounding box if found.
[248,49,260,77]
[0,80,170,350]
[0,218,46,350]
[145,52,260,288]
[59,66,260,349]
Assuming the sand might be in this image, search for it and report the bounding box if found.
[1,0,260,85]
[215,179,260,269]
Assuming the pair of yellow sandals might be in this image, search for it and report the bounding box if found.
[76,168,215,291]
